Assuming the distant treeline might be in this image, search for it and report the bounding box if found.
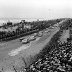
[60,19,72,30]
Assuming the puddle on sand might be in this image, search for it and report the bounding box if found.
[8,44,30,56]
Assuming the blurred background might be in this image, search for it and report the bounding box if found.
[0,0,72,24]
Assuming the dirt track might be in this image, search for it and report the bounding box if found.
[0,20,66,72]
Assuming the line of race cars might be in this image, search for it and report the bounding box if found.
[19,27,54,44]
[19,31,43,44]
[19,29,49,44]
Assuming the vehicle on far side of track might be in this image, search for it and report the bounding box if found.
[29,35,36,41]
[19,37,25,41]
[33,33,38,37]
[45,30,49,33]
[38,31,43,37]
[22,38,30,44]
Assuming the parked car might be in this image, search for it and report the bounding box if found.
[21,38,29,44]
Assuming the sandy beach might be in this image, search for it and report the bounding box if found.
[8,44,31,56]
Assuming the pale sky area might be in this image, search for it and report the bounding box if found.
[0,0,72,19]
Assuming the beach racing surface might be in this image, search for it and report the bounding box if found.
[0,20,66,72]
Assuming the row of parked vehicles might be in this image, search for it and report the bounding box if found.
[19,31,43,44]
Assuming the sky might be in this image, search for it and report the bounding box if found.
[0,0,72,19]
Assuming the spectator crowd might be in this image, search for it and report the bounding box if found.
[22,41,72,72]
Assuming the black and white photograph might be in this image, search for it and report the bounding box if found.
[0,0,72,72]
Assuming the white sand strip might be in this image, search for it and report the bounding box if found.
[36,37,40,41]
[8,44,30,56]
